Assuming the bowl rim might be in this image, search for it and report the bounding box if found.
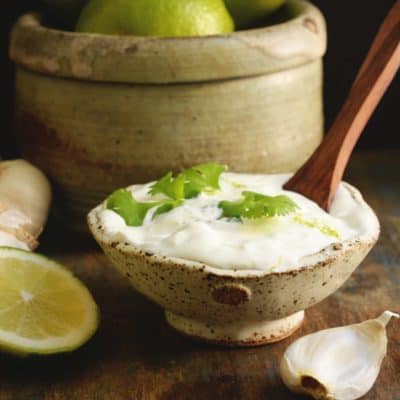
[10,0,326,84]
[87,182,380,279]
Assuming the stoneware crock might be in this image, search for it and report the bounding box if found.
[87,183,380,346]
[10,0,326,230]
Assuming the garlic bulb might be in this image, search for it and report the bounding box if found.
[280,311,399,400]
[0,160,51,250]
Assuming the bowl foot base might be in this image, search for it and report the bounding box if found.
[165,310,304,347]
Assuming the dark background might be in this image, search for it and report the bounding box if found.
[2,0,398,158]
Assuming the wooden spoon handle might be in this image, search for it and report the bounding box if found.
[355,1,400,84]
[284,1,400,211]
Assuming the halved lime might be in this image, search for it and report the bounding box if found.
[0,247,99,355]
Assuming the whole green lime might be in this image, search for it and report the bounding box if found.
[76,0,234,37]
[224,0,286,29]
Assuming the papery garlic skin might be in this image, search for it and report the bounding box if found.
[0,230,29,250]
[280,311,399,400]
[0,160,51,250]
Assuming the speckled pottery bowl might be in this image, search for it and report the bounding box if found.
[11,0,326,231]
[88,184,380,346]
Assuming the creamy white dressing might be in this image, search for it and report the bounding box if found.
[96,173,377,272]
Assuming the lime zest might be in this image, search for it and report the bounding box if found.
[226,179,246,189]
[293,215,340,239]
[219,191,298,220]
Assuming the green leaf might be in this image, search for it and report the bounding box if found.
[183,163,227,198]
[149,172,185,200]
[106,189,158,227]
[192,163,227,190]
[219,191,298,220]
[107,189,184,227]
[293,215,340,239]
[149,163,227,200]
[152,199,183,219]
[109,163,227,226]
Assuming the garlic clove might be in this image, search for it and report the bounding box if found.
[0,160,51,250]
[280,311,399,400]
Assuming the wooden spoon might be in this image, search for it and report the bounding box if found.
[284,1,400,211]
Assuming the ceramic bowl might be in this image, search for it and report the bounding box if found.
[88,183,380,346]
[11,0,326,230]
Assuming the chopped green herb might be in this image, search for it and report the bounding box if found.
[108,163,227,226]
[219,191,298,220]
[152,199,183,219]
[107,189,158,227]
[106,189,182,227]
[293,215,340,239]
[184,163,227,197]
[149,172,185,200]
[149,163,227,200]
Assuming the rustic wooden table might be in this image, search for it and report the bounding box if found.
[0,150,399,400]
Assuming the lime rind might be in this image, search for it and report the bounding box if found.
[76,0,234,37]
[0,247,99,356]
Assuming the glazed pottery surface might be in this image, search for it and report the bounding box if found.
[88,184,380,346]
[10,0,326,230]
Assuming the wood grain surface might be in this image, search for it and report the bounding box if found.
[0,150,399,400]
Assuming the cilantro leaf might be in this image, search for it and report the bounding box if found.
[149,172,185,200]
[149,163,227,200]
[191,163,227,190]
[109,163,227,226]
[107,189,158,227]
[153,199,183,219]
[293,215,340,239]
[106,189,183,227]
[219,191,298,220]
[183,163,227,198]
